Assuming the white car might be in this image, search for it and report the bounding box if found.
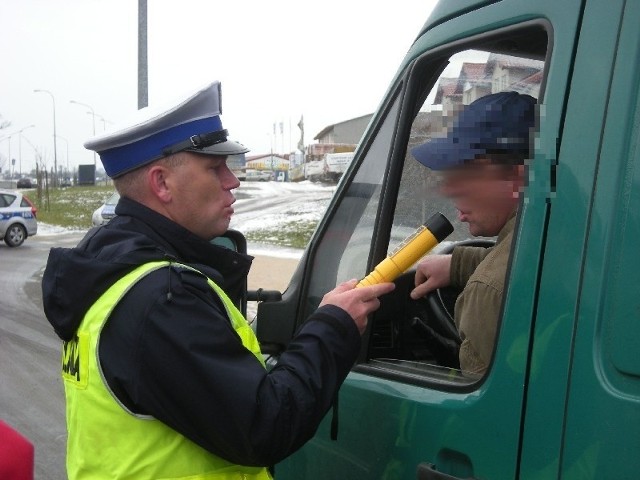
[0,189,38,247]
[92,192,120,227]
[244,170,272,181]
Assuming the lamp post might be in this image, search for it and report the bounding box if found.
[92,112,111,131]
[34,89,58,187]
[55,135,70,181]
[70,100,97,167]
[0,135,12,179]
[17,125,35,177]
[20,135,42,179]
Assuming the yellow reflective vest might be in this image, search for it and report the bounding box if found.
[61,261,272,480]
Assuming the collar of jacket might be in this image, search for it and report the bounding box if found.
[113,196,253,288]
[43,196,253,342]
[496,210,517,245]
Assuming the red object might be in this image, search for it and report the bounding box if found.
[22,195,38,218]
[0,420,34,480]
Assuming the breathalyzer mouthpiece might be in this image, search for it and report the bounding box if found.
[356,212,454,288]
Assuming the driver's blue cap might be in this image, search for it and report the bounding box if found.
[412,91,536,170]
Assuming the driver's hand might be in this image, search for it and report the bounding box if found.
[410,254,452,300]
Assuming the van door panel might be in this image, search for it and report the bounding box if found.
[555,0,640,477]
[517,0,629,477]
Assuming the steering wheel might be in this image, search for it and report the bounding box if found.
[412,239,496,367]
[425,239,495,333]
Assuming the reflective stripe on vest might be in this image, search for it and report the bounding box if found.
[62,261,271,480]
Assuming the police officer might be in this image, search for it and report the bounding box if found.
[42,82,394,479]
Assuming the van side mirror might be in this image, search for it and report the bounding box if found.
[210,229,283,319]
[211,228,248,254]
[210,229,249,315]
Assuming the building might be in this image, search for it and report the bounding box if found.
[304,114,372,165]
[313,114,373,145]
[420,53,545,147]
[435,63,488,115]
[436,54,544,111]
[245,153,290,177]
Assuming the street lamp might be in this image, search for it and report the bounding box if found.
[55,135,70,180]
[17,125,35,177]
[0,135,12,178]
[70,100,97,168]
[19,135,42,177]
[91,112,111,131]
[34,89,59,187]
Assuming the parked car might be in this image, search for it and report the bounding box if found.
[244,169,272,181]
[0,189,37,247]
[91,192,120,227]
[16,178,33,189]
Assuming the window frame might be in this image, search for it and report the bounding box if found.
[0,194,17,208]
[290,84,405,327]
[352,19,554,391]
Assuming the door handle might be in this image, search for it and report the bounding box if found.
[417,463,477,480]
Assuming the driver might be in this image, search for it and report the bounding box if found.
[410,91,536,375]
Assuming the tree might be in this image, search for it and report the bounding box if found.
[0,113,10,131]
[0,114,10,173]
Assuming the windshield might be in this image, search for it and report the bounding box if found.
[106,192,120,205]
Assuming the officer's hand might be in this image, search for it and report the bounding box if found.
[410,254,452,300]
[320,280,395,334]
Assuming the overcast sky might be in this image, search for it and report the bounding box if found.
[0,0,436,175]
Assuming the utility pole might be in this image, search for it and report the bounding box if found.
[70,100,97,167]
[138,0,148,109]
[17,125,35,177]
[33,89,58,188]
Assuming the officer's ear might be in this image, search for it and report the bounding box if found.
[147,164,173,204]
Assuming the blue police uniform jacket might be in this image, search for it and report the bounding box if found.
[42,196,361,467]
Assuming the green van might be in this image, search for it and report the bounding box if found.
[253,0,640,478]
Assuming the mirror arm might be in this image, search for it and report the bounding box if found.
[247,288,282,303]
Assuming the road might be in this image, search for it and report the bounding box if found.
[0,228,299,479]
[0,231,84,480]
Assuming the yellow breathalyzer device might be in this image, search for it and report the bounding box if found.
[357,212,454,287]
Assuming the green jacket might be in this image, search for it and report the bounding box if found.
[450,214,516,375]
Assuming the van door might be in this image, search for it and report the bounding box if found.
[257,1,584,479]
[517,0,640,477]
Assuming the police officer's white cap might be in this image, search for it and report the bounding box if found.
[84,81,249,178]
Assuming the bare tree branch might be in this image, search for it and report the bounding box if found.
[0,113,11,131]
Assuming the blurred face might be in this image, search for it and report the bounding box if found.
[165,153,240,239]
[438,159,524,237]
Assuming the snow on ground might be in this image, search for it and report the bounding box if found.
[246,242,307,260]
[36,223,86,236]
[232,180,335,217]
[230,180,336,251]
[231,181,336,258]
[36,181,338,258]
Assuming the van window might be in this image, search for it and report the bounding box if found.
[300,90,402,319]
[367,30,548,384]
